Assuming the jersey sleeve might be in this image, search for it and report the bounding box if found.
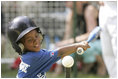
[33,49,61,72]
[40,49,61,63]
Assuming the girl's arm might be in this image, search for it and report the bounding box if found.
[57,41,90,58]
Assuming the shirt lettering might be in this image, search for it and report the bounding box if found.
[19,61,30,73]
[37,73,46,78]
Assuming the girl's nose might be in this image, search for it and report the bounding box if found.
[33,38,39,45]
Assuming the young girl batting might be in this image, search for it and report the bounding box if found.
[7,16,90,78]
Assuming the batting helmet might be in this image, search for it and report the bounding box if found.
[7,16,44,55]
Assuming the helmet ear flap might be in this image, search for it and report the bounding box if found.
[12,42,23,55]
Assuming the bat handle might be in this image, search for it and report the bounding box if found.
[76,47,84,55]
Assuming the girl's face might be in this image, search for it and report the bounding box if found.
[21,29,42,52]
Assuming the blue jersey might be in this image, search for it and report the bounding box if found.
[17,49,61,78]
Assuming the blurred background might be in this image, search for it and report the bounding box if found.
[1,1,109,78]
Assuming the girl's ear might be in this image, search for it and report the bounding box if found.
[18,43,24,52]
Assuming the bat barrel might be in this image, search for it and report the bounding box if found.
[87,27,101,43]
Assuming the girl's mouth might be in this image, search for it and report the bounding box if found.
[34,44,40,48]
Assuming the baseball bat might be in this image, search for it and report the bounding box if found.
[77,26,101,55]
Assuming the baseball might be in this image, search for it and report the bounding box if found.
[77,47,84,55]
[62,56,74,68]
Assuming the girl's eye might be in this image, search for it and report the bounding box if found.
[36,33,40,38]
[27,39,33,43]
[36,34,39,38]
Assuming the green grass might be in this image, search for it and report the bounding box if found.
[46,72,108,78]
[1,64,108,78]
[1,64,18,78]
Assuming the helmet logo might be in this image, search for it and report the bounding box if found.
[14,30,20,35]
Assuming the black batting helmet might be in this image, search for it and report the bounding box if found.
[7,16,43,55]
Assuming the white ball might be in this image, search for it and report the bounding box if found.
[62,56,74,68]
[77,47,84,55]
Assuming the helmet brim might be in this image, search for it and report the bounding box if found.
[16,27,38,43]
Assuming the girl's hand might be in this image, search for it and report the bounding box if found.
[77,41,90,51]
